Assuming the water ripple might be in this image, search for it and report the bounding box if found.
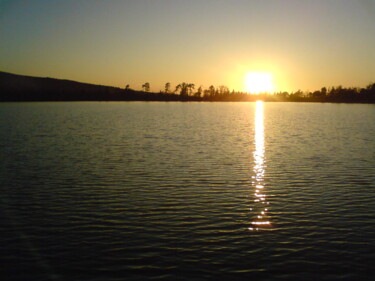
[1,102,375,280]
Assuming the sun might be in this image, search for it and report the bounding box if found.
[244,72,274,94]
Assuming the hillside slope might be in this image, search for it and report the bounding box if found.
[0,71,184,101]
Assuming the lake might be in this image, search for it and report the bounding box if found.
[0,102,374,280]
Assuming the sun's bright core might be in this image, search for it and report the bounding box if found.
[245,72,274,94]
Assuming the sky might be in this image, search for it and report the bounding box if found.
[1,0,374,92]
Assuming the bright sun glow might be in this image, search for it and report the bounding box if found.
[245,72,274,93]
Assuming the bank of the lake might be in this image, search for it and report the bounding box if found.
[1,71,375,103]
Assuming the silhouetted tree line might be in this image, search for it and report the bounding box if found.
[159,81,375,103]
[1,71,374,103]
[271,84,375,103]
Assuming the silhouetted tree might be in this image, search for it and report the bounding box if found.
[321,87,327,96]
[142,82,150,92]
[194,86,203,98]
[188,83,195,96]
[208,85,215,97]
[218,85,229,95]
[165,82,170,93]
[175,82,189,96]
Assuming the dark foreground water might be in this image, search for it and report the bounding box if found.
[0,102,375,280]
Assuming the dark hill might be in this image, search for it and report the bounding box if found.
[0,71,184,101]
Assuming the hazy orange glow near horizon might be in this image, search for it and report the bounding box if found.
[0,0,374,93]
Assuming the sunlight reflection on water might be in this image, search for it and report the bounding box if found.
[1,102,375,280]
[249,101,271,231]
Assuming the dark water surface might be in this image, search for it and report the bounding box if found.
[1,102,375,280]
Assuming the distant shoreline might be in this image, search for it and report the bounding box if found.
[1,71,374,103]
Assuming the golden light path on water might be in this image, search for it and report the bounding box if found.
[249,101,271,231]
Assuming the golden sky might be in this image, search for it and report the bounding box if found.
[0,0,374,92]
